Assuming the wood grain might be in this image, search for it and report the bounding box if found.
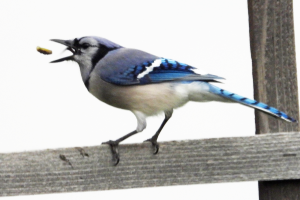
[248,0,300,199]
[1,132,300,196]
[248,0,299,134]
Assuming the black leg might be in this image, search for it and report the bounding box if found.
[145,110,173,154]
[102,130,138,165]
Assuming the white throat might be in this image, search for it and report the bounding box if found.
[74,48,98,82]
[77,59,93,83]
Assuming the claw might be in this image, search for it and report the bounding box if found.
[153,144,159,154]
[102,140,120,165]
[113,157,120,166]
[144,137,160,154]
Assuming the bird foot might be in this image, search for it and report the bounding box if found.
[102,140,120,166]
[144,137,159,154]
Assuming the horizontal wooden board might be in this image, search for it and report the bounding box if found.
[1,132,300,196]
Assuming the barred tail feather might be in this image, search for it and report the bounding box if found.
[209,85,297,123]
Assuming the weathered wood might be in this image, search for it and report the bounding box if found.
[248,0,299,134]
[1,132,300,196]
[248,0,300,199]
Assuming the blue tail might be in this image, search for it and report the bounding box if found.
[209,85,297,122]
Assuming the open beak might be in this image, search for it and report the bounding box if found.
[50,39,77,63]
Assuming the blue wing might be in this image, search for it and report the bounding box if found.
[121,58,200,84]
[99,49,223,86]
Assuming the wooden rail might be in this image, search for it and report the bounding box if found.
[1,132,300,196]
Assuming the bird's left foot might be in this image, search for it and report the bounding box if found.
[102,140,120,166]
[144,137,159,154]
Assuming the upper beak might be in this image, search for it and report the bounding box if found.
[50,39,76,63]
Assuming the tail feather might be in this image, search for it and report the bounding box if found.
[209,85,297,123]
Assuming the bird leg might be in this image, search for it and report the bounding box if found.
[102,130,138,165]
[144,110,173,154]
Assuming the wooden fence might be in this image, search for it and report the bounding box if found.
[1,0,299,199]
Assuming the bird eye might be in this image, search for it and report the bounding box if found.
[81,43,90,49]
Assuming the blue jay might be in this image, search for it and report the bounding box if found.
[51,36,296,165]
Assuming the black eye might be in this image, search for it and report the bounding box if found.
[81,43,90,49]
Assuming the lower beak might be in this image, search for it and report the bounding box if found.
[50,55,74,63]
[50,39,76,63]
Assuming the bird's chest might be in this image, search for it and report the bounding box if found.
[87,73,124,107]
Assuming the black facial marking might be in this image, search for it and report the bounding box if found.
[81,43,90,49]
[84,79,90,90]
[91,44,118,67]
[74,38,80,46]
[84,44,120,90]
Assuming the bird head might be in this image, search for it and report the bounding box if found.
[50,36,122,67]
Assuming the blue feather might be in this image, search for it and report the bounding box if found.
[209,85,296,122]
[101,55,223,86]
[109,58,197,85]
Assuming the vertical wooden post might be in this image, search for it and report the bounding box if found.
[248,0,300,199]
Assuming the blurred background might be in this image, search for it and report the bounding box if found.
[0,0,299,199]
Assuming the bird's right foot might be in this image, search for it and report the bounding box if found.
[144,136,159,154]
[102,140,120,166]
